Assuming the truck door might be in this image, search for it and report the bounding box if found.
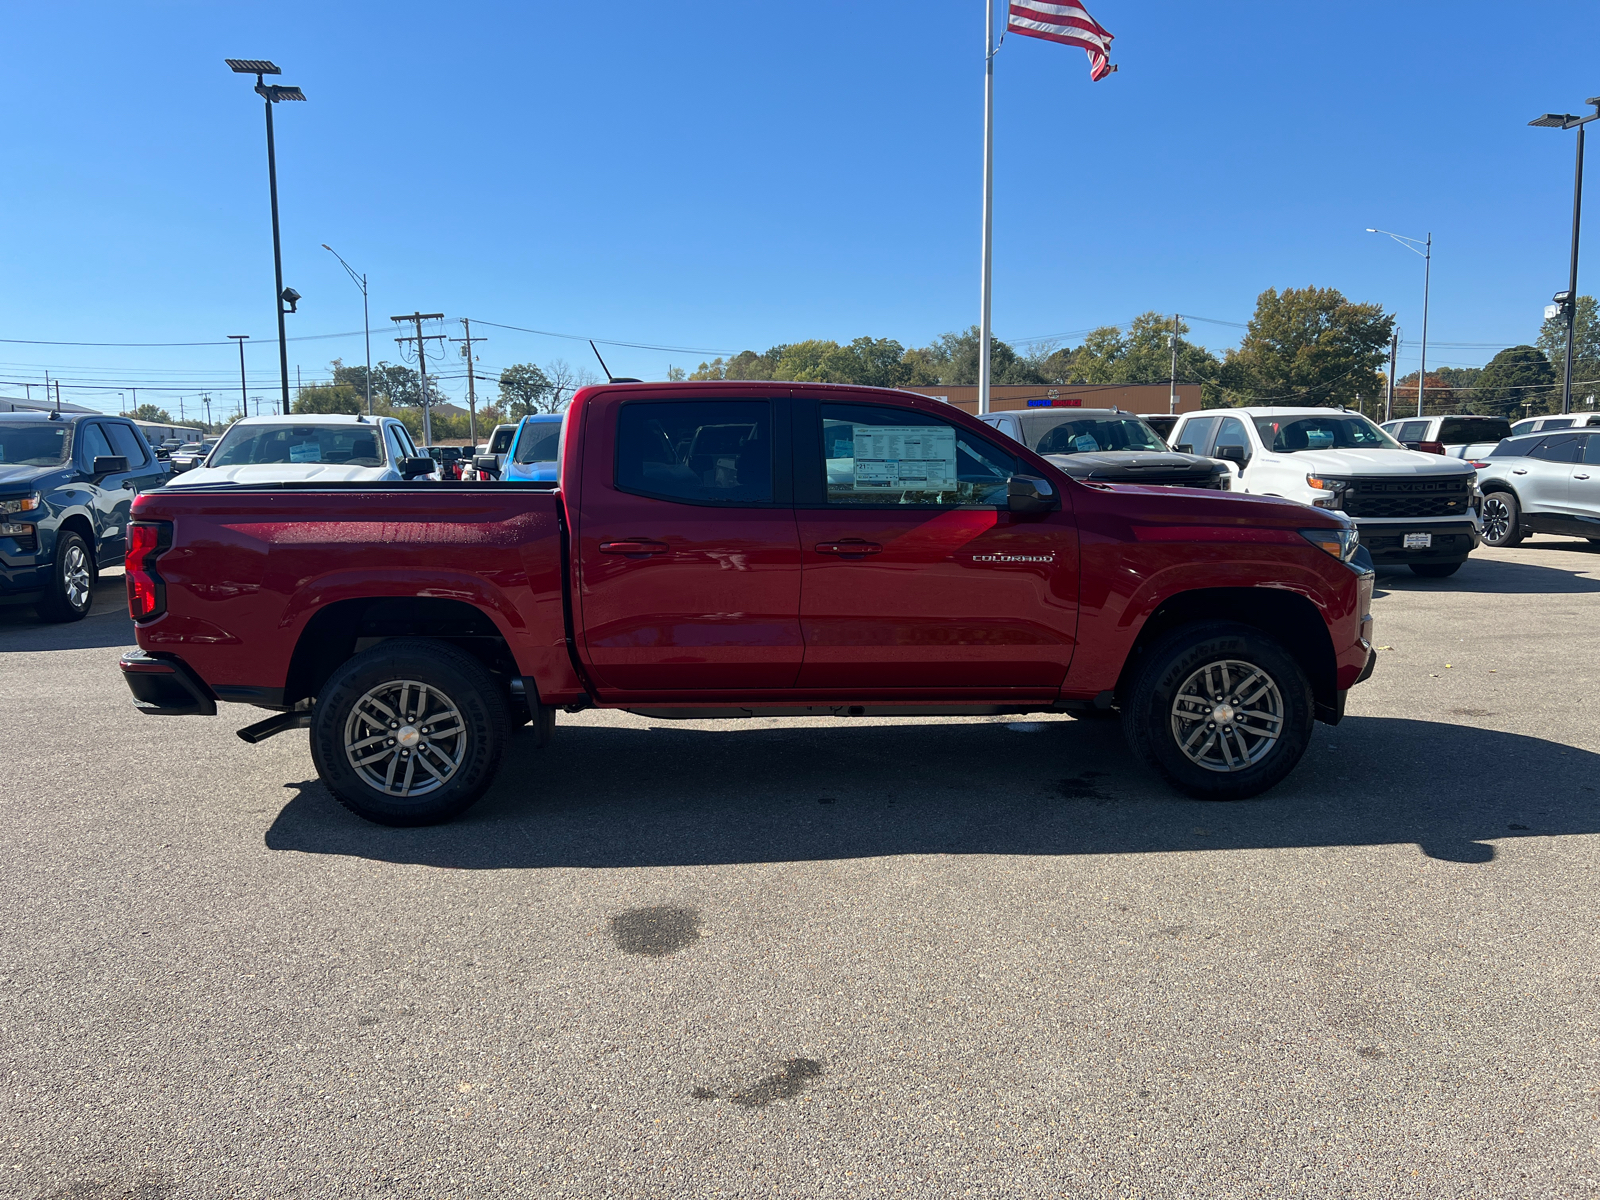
[793,398,1079,693]
[74,421,139,563]
[575,395,802,692]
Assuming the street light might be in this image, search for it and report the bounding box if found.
[1529,98,1599,415]
[228,334,250,419]
[1368,228,1432,417]
[226,58,306,417]
[322,244,372,415]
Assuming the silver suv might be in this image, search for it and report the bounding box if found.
[1476,429,1600,547]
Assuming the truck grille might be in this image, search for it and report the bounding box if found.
[1342,476,1471,518]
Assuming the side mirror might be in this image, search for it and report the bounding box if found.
[1213,445,1247,465]
[398,456,436,480]
[91,455,129,475]
[473,455,501,478]
[1007,474,1060,514]
[1174,443,1194,454]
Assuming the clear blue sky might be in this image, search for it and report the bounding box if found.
[2,0,1596,416]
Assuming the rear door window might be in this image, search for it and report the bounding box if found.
[1529,434,1582,463]
[1395,420,1429,442]
[1172,415,1217,455]
[616,400,773,505]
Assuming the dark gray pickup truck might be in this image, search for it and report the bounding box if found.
[977,408,1230,490]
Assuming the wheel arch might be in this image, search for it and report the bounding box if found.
[284,596,525,710]
[1115,586,1337,718]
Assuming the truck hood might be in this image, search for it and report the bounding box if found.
[1044,450,1219,479]
[1265,448,1474,477]
[167,463,391,487]
[0,463,59,490]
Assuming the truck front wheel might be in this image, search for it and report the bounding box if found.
[1121,622,1314,801]
[309,638,509,826]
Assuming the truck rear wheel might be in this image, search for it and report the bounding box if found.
[309,639,509,826]
[1121,621,1314,801]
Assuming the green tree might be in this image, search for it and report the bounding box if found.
[498,363,556,417]
[1055,313,1223,398]
[1470,345,1555,417]
[333,360,438,408]
[1220,286,1394,408]
[1537,294,1599,405]
[125,403,175,423]
[915,327,1042,386]
[293,384,364,415]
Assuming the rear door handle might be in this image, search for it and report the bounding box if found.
[815,541,882,556]
[1511,468,1528,475]
[600,540,669,555]
[1576,473,1592,480]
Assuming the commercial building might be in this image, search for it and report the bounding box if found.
[900,383,1202,417]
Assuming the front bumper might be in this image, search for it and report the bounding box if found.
[119,649,217,716]
[1353,519,1479,564]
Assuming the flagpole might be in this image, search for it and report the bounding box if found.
[978,0,995,415]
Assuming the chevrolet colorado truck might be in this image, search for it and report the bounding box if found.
[118,382,1376,826]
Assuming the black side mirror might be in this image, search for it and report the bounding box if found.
[1213,445,1247,465]
[91,455,129,475]
[473,455,501,478]
[1174,443,1194,454]
[398,456,436,480]
[1007,474,1060,514]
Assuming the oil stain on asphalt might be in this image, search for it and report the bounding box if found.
[609,905,702,957]
[692,1058,825,1107]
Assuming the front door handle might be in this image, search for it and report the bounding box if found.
[600,540,669,555]
[815,540,883,556]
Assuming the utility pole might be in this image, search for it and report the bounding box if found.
[229,334,250,420]
[450,318,488,447]
[391,312,446,446]
[1384,331,1399,422]
[203,394,213,430]
[1168,313,1180,415]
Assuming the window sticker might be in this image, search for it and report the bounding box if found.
[850,425,957,492]
[1073,434,1100,452]
[289,441,322,463]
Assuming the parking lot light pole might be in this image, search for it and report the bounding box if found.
[226,59,306,417]
[322,245,373,416]
[1368,228,1432,416]
[1530,99,1600,415]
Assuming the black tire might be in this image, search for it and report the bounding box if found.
[1480,491,1524,547]
[309,638,509,826]
[1409,561,1462,578]
[35,530,94,623]
[1121,621,1314,801]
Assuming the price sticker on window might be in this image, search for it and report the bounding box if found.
[850,425,957,492]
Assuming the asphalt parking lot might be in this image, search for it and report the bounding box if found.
[3,542,1598,1200]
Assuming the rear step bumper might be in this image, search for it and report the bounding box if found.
[119,649,218,717]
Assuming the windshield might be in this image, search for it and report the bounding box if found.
[513,422,563,464]
[210,423,387,468]
[0,422,70,467]
[1251,414,1400,453]
[1033,417,1167,455]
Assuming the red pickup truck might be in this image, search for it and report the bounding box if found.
[118,382,1375,826]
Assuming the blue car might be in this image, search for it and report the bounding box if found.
[502,413,566,482]
[0,411,171,621]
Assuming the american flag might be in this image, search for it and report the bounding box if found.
[1006,1,1117,81]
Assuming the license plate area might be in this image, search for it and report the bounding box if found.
[1403,532,1433,549]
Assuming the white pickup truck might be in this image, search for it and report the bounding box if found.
[1170,407,1480,577]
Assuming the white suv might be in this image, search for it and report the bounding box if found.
[1169,407,1480,577]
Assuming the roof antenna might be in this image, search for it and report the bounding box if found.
[588,340,615,382]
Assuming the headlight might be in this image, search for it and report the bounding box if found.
[0,494,41,515]
[1301,527,1360,562]
[1305,474,1350,510]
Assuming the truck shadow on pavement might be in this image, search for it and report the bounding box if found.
[1375,554,1600,596]
[0,577,133,653]
[264,715,1599,869]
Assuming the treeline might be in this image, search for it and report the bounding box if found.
[690,288,1600,418]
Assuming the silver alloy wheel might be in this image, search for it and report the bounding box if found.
[62,542,91,610]
[1481,495,1512,543]
[1169,658,1285,773]
[343,678,467,798]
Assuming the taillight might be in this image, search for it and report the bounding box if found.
[1417,441,1445,455]
[1468,460,1492,469]
[126,521,172,621]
